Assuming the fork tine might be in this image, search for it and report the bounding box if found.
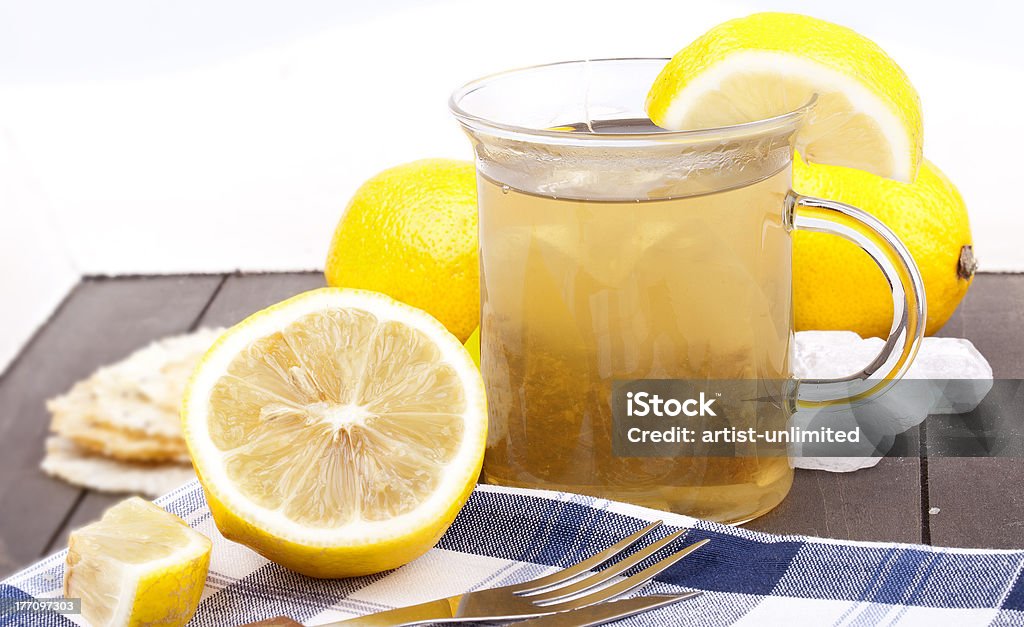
[523,529,686,602]
[510,521,663,594]
[538,538,709,611]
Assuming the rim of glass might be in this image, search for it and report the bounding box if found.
[449,57,816,143]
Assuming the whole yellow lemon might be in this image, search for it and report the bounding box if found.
[325,159,478,341]
[794,157,975,337]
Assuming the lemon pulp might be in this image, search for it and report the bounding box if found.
[208,309,467,526]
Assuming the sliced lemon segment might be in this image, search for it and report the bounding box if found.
[646,12,923,182]
[182,288,486,578]
[64,497,211,627]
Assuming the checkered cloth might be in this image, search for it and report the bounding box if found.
[3,481,1024,626]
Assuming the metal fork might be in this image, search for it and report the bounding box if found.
[246,521,707,626]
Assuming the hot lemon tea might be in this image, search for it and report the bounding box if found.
[451,59,925,523]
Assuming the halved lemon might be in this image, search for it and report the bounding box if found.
[64,497,211,627]
[646,13,923,182]
[181,288,486,578]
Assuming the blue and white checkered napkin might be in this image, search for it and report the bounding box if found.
[4,480,1024,626]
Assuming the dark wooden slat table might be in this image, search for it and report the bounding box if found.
[922,274,1024,549]
[0,272,1020,579]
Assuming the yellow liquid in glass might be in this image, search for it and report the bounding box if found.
[478,159,795,523]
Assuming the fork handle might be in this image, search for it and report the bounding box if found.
[315,597,461,626]
[239,597,458,627]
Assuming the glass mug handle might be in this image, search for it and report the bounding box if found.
[789,193,927,408]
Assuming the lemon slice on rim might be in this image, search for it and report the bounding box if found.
[64,497,211,627]
[646,12,923,182]
[182,288,486,578]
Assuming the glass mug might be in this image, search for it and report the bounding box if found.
[449,59,925,523]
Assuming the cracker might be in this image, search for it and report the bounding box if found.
[41,437,195,498]
[50,413,191,462]
[47,328,222,462]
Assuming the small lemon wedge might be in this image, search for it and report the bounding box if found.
[646,13,923,182]
[64,497,211,627]
[182,288,486,578]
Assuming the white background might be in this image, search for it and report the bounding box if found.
[2,0,1023,370]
